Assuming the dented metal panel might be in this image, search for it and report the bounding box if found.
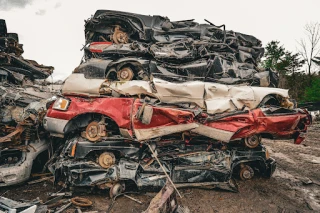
[64,74,290,114]
[191,124,235,142]
[45,94,311,144]
[153,78,205,108]
[62,73,105,96]
[101,80,155,97]
[46,96,134,131]
[134,123,198,141]
[204,82,289,113]
[0,139,48,186]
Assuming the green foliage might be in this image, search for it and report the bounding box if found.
[286,72,310,101]
[260,40,319,102]
[263,41,286,71]
[263,41,305,75]
[303,77,320,102]
[262,39,320,103]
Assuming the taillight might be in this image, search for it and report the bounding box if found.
[89,42,112,53]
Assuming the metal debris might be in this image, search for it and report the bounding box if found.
[142,182,190,213]
[147,142,182,198]
[123,194,143,205]
[0,196,46,213]
[27,176,54,185]
[82,11,276,87]
[0,19,59,187]
[0,10,314,213]
[71,197,93,207]
[41,12,312,206]
[55,202,72,213]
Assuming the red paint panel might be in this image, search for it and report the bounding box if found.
[203,108,309,140]
[204,112,255,133]
[46,96,134,129]
[132,100,195,129]
[46,95,311,143]
[89,42,112,53]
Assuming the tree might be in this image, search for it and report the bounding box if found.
[303,77,320,102]
[312,56,320,68]
[263,41,306,100]
[297,22,320,84]
[264,41,305,75]
[263,41,286,73]
[312,56,320,74]
[286,53,306,76]
[263,41,305,88]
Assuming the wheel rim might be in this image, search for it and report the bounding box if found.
[98,152,115,169]
[112,26,128,44]
[109,183,124,198]
[245,135,261,148]
[85,121,101,142]
[117,67,134,81]
[240,165,254,180]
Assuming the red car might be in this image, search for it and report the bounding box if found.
[44,96,311,148]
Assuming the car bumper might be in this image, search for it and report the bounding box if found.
[0,140,48,187]
[0,156,33,186]
[264,157,277,178]
[43,116,68,136]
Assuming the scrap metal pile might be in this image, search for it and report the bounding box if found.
[81,10,279,86]
[42,10,311,200]
[0,10,313,213]
[0,19,55,186]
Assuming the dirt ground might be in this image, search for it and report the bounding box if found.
[1,123,319,213]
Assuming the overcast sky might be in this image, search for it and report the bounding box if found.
[1,0,320,80]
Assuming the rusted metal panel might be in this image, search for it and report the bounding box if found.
[0,125,24,143]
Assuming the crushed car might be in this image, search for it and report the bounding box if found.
[48,136,275,196]
[40,10,313,198]
[0,9,313,213]
[81,10,278,87]
[0,19,56,186]
[44,75,310,148]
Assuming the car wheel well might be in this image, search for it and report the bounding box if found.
[64,113,120,137]
[86,149,122,162]
[233,160,265,175]
[258,94,281,107]
[108,61,146,81]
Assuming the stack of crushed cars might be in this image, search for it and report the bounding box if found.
[43,10,312,198]
[0,19,57,186]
